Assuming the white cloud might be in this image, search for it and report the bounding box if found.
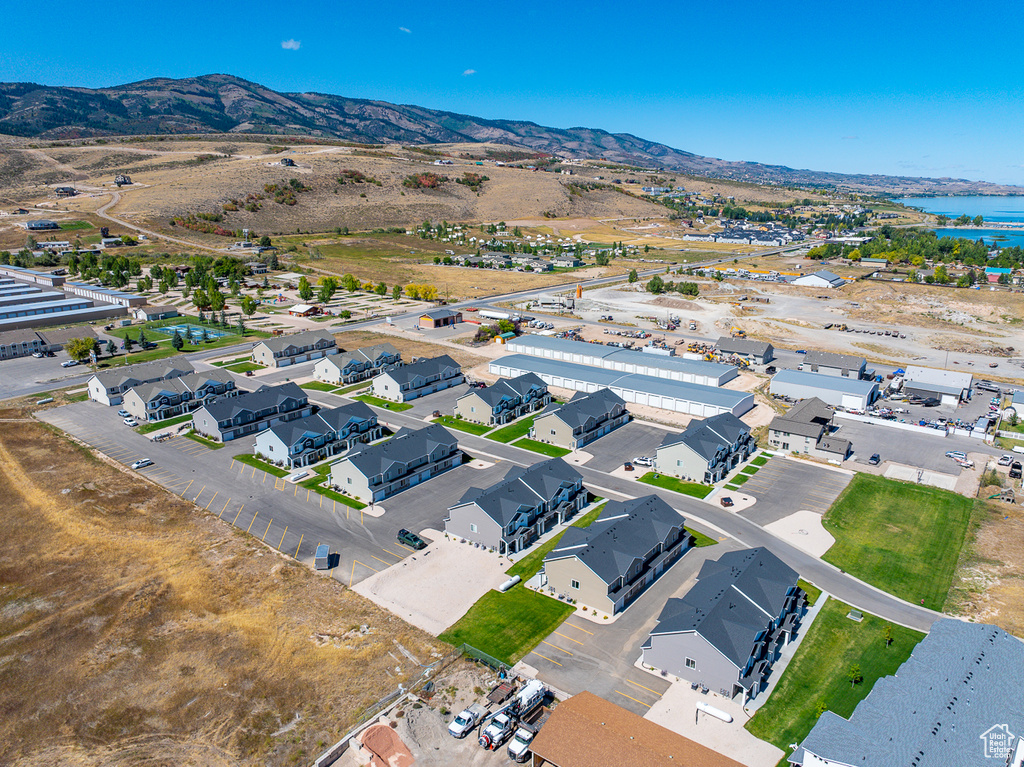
[399,26,411,33]
[463,69,476,76]
[281,39,301,50]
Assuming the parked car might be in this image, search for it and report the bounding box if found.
[868,453,881,466]
[123,417,138,427]
[998,455,1014,466]
[720,496,734,508]
[1011,462,1023,480]
[633,456,653,467]
[398,529,427,550]
[765,366,777,374]
[130,458,153,469]
[117,409,131,417]
[448,704,487,739]
[31,351,44,358]
[922,397,941,407]
[946,451,967,461]
[60,359,79,368]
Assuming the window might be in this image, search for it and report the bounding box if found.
[570,580,580,590]
[470,523,477,533]
[470,406,475,413]
[346,477,352,484]
[550,429,556,435]
[685,658,696,670]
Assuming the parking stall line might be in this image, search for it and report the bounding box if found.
[626,679,660,695]
[615,690,649,707]
[204,491,218,510]
[370,554,393,567]
[192,485,207,503]
[262,519,273,541]
[251,465,257,478]
[246,512,259,534]
[541,640,573,656]
[232,505,245,525]
[563,622,594,635]
[530,650,562,667]
[278,526,288,548]
[180,480,194,497]
[219,498,230,516]
[380,547,403,558]
[294,534,303,558]
[553,630,585,646]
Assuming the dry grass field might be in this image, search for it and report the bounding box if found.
[333,329,488,369]
[0,406,446,767]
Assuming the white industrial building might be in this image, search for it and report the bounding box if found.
[770,369,878,410]
[505,335,738,387]
[903,365,972,406]
[489,355,754,417]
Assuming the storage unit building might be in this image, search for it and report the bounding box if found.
[769,369,878,410]
[903,365,972,406]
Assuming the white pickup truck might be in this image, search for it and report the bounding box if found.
[448,703,487,739]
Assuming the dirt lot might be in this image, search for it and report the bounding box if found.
[333,329,490,370]
[0,406,446,766]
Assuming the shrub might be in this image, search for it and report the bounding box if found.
[403,173,447,189]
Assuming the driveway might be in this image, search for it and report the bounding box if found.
[584,421,674,472]
[738,458,852,526]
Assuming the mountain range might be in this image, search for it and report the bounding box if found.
[0,73,1017,195]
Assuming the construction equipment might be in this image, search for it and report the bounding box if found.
[730,326,746,338]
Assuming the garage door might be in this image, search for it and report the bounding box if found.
[841,394,863,410]
[649,395,662,409]
[634,392,649,406]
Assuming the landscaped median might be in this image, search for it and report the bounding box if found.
[745,598,924,764]
[137,413,192,434]
[636,472,713,499]
[184,430,224,450]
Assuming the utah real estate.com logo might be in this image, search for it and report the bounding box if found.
[980,724,1015,760]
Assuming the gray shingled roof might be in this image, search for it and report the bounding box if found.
[648,548,797,667]
[342,423,458,478]
[258,329,336,353]
[383,355,460,386]
[461,373,547,408]
[93,359,196,388]
[803,350,866,371]
[660,412,750,460]
[793,620,1024,767]
[128,369,234,402]
[545,495,685,586]
[770,397,833,438]
[539,388,625,430]
[420,308,462,320]
[715,337,773,356]
[454,457,582,526]
[200,382,306,422]
[266,401,375,446]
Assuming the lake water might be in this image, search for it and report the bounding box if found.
[894,196,1024,248]
[931,228,1024,249]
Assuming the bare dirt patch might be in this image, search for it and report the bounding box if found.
[0,408,445,766]
[333,329,488,370]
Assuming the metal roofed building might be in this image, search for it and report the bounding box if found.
[790,620,1024,767]
[543,495,692,615]
[770,369,879,410]
[641,547,806,702]
[792,269,846,288]
[505,335,738,387]
[715,337,775,365]
[444,457,586,554]
[490,354,755,417]
[903,365,973,405]
[799,350,869,379]
[63,281,146,308]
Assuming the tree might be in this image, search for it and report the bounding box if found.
[936,214,949,226]
[137,330,147,347]
[65,337,96,363]
[197,309,206,324]
[123,336,135,353]
[220,310,228,327]
[210,289,226,312]
[848,664,863,687]
[105,340,117,357]
[973,214,984,227]
[392,285,402,300]
[171,330,184,351]
[201,327,210,343]
[192,288,210,310]
[628,269,639,283]
[595,252,610,266]
[497,319,516,335]
[297,276,313,302]
[317,276,338,303]
[934,264,950,284]
[259,235,272,247]
[241,295,258,316]
[236,316,246,335]
[158,279,169,294]
[375,281,387,296]
[646,275,665,294]
[883,625,893,648]
[341,273,360,293]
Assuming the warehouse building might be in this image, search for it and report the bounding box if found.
[0,266,134,330]
[505,335,738,387]
[715,337,774,365]
[489,355,754,417]
[903,365,972,406]
[770,369,878,410]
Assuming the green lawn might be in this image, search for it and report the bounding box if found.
[299,475,366,509]
[637,472,713,499]
[184,430,224,450]
[335,381,371,395]
[506,503,606,580]
[729,473,750,485]
[439,587,575,666]
[996,435,1024,451]
[354,394,414,412]
[212,356,252,367]
[822,474,977,610]
[431,416,493,436]
[301,381,341,392]
[137,413,192,434]
[740,465,760,475]
[751,455,769,467]
[233,453,289,477]
[225,362,261,373]
[487,416,535,443]
[686,528,718,547]
[58,220,93,230]
[745,599,924,762]
[512,438,571,458]
[798,579,822,606]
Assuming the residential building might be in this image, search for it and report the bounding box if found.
[714,337,775,365]
[792,269,845,288]
[543,495,692,615]
[551,255,582,267]
[372,354,463,402]
[192,382,312,442]
[87,359,196,406]
[903,365,973,406]
[492,355,754,417]
[132,305,179,322]
[54,186,78,198]
[528,691,743,767]
[770,369,879,410]
[251,329,338,368]
[790,620,1024,767]
[122,369,237,423]
[655,412,755,484]
[418,308,463,329]
[253,402,381,468]
[768,397,851,459]
[0,326,97,361]
[25,220,59,231]
[312,343,401,385]
[531,389,630,449]
[799,350,868,379]
[287,304,318,317]
[329,424,461,503]
[641,547,806,702]
[453,373,550,425]
[445,458,584,553]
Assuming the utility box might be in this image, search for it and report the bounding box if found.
[314,544,331,570]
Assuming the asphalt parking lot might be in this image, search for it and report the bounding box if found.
[0,351,89,399]
[835,421,992,473]
[526,538,744,716]
[584,421,674,472]
[402,382,472,419]
[738,458,852,526]
[36,399,510,587]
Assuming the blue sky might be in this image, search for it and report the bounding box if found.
[4,0,1024,185]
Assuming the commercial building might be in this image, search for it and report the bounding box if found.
[253,402,381,469]
[132,305,179,322]
[715,337,775,365]
[490,355,755,417]
[641,547,806,702]
[769,369,879,410]
[312,343,402,385]
[251,330,338,368]
[372,355,463,402]
[543,495,691,615]
[799,350,869,379]
[87,359,197,407]
[329,424,460,503]
[0,326,97,361]
[768,397,851,459]
[531,389,629,449]
[0,266,137,330]
[792,269,845,288]
[527,691,744,767]
[506,335,738,387]
[418,308,463,329]
[444,458,585,554]
[122,369,238,423]
[903,365,973,406]
[453,373,550,425]
[655,412,755,484]
[192,382,312,442]
[791,620,1024,767]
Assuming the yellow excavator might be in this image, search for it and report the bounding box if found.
[730,326,746,338]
